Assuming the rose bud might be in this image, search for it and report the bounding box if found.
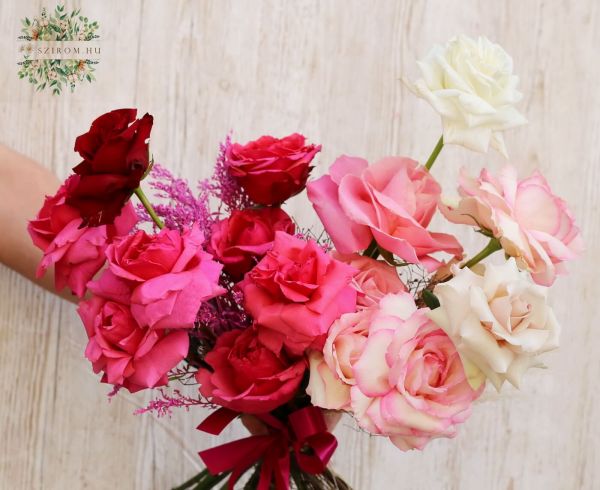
[66,108,154,226]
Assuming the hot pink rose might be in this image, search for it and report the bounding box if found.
[209,207,295,279]
[333,252,406,308]
[102,224,225,329]
[351,293,482,450]
[440,165,584,285]
[196,327,306,413]
[227,133,321,205]
[239,232,357,355]
[307,156,463,271]
[28,177,137,297]
[78,274,188,392]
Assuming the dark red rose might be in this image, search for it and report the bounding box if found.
[66,108,154,226]
[208,207,295,279]
[226,133,321,205]
[196,327,306,414]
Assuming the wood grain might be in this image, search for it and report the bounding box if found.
[0,1,598,488]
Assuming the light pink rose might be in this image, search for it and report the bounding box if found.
[239,232,357,355]
[307,156,463,271]
[306,350,351,410]
[333,252,406,308]
[78,274,189,392]
[28,177,137,297]
[440,165,584,285]
[102,224,225,329]
[352,294,482,450]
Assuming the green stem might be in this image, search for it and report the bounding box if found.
[424,135,444,171]
[192,471,229,490]
[172,469,208,490]
[134,186,164,229]
[363,239,380,260]
[461,238,502,269]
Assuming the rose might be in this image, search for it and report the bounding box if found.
[428,259,561,390]
[439,165,583,285]
[209,207,295,279]
[66,108,154,226]
[78,278,188,393]
[351,296,481,451]
[196,327,306,413]
[28,177,137,297]
[307,155,463,271]
[409,35,527,156]
[100,224,225,329]
[307,294,419,409]
[333,252,406,308]
[309,293,481,450]
[227,133,321,205]
[239,231,357,355]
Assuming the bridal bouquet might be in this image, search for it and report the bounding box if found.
[28,35,583,489]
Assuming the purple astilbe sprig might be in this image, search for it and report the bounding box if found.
[199,134,252,216]
[294,224,333,252]
[137,163,214,233]
[134,389,214,418]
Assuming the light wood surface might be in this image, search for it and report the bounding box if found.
[0,1,598,489]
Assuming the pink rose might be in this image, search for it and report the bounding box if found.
[78,274,189,392]
[307,156,462,271]
[102,224,225,329]
[196,327,306,413]
[333,252,406,308]
[440,166,584,285]
[239,232,357,355]
[227,133,321,205]
[28,177,137,297]
[351,294,481,450]
[209,207,295,279]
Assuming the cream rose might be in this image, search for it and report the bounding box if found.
[410,35,527,156]
[428,259,560,390]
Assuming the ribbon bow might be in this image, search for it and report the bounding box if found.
[197,406,338,490]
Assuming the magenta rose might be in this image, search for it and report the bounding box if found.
[227,133,321,205]
[440,165,584,285]
[101,224,225,329]
[209,207,295,279]
[239,232,357,355]
[78,275,188,392]
[196,327,306,413]
[28,176,137,297]
[67,108,154,226]
[307,156,463,271]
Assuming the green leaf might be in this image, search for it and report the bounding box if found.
[422,290,441,310]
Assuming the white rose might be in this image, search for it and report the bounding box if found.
[427,259,560,391]
[410,35,527,157]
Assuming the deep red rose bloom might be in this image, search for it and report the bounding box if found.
[226,133,321,205]
[196,327,306,414]
[66,108,154,226]
[209,207,295,279]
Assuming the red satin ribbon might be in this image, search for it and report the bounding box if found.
[197,406,338,490]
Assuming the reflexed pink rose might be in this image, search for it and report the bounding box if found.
[350,294,482,450]
[28,177,137,297]
[307,156,463,271]
[103,224,225,329]
[239,232,357,355]
[440,165,583,285]
[78,277,188,393]
[333,252,406,308]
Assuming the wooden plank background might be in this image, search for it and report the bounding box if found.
[0,1,598,488]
